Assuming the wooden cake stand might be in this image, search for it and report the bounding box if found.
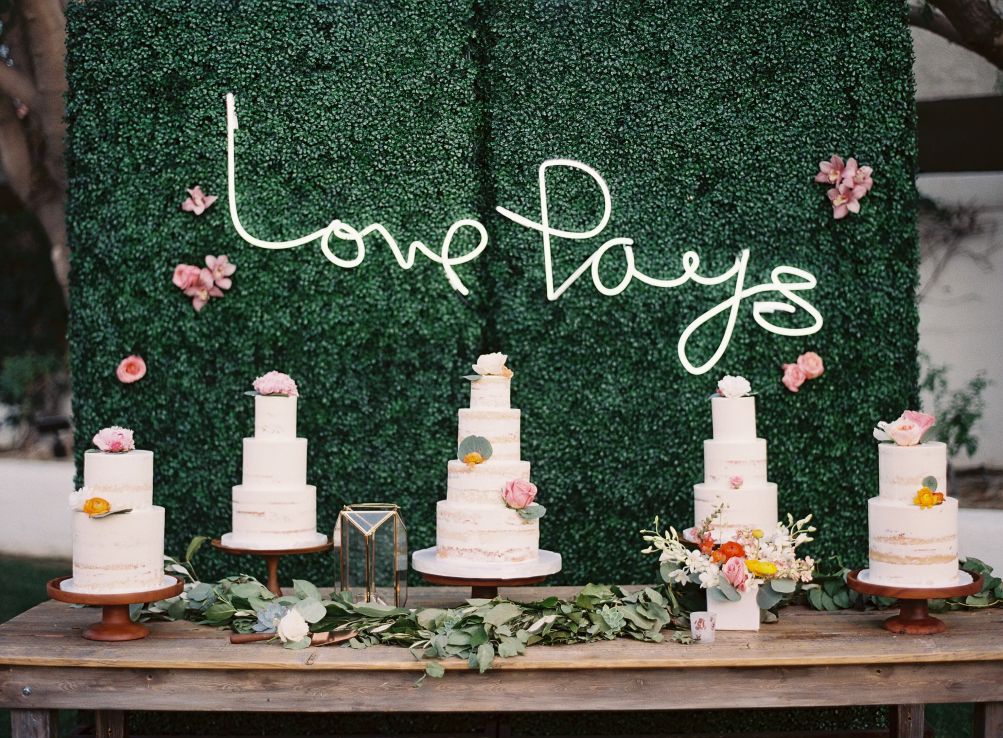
[47,575,183,641]
[212,538,333,597]
[847,568,983,635]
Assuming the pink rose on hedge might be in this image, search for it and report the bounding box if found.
[172,263,202,290]
[781,363,806,393]
[92,426,135,453]
[253,371,299,397]
[796,351,824,380]
[206,254,236,290]
[722,556,749,592]
[115,355,146,384]
[502,479,537,510]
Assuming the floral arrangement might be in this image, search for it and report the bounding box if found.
[248,371,299,398]
[714,375,751,398]
[68,487,131,519]
[465,352,512,381]
[781,351,823,393]
[873,410,935,447]
[642,508,815,611]
[92,426,134,453]
[180,185,217,215]
[914,473,946,509]
[172,255,236,312]
[814,156,873,219]
[458,435,492,466]
[115,355,147,384]
[502,479,545,520]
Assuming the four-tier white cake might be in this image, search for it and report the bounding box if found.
[693,376,779,540]
[221,374,327,550]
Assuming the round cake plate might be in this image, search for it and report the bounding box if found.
[412,547,562,600]
[213,537,333,597]
[847,568,982,635]
[47,575,184,642]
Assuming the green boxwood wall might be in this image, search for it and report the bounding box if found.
[66,0,918,587]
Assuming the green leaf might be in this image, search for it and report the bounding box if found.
[284,636,311,650]
[462,374,482,382]
[184,535,209,564]
[756,586,783,610]
[230,582,266,600]
[295,599,327,624]
[167,598,187,620]
[416,608,446,629]
[482,602,523,627]
[188,582,214,602]
[769,578,797,594]
[714,579,741,602]
[457,435,493,462]
[517,504,546,520]
[476,642,495,673]
[204,603,236,623]
[922,475,938,491]
[293,580,321,601]
[579,583,613,599]
[497,636,520,658]
[424,662,445,678]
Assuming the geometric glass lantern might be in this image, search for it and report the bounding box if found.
[335,503,408,607]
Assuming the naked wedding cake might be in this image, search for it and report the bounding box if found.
[868,411,959,587]
[413,353,560,578]
[65,427,166,594]
[221,372,327,550]
[693,376,779,540]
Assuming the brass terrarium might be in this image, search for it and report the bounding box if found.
[335,503,408,606]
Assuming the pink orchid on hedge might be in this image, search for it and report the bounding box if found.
[185,268,223,312]
[181,186,217,216]
[827,182,867,220]
[814,155,846,185]
[843,158,873,193]
[206,255,236,290]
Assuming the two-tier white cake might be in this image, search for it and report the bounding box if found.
[221,372,327,550]
[412,353,561,579]
[65,427,167,594]
[868,411,959,587]
[693,376,779,540]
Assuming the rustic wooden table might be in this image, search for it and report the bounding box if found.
[1,586,1002,738]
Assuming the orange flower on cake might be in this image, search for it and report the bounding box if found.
[913,487,945,509]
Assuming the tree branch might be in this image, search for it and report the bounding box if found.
[0,63,39,108]
[923,0,1003,70]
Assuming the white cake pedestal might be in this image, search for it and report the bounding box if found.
[412,547,562,600]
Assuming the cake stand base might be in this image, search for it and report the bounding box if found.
[213,537,333,597]
[47,575,184,641]
[847,569,982,635]
[412,548,562,600]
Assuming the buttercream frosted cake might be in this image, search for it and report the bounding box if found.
[65,427,166,594]
[221,372,327,550]
[868,411,959,587]
[413,353,560,579]
[693,376,779,539]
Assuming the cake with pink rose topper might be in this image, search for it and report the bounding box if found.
[692,376,779,541]
[221,372,328,550]
[64,427,168,594]
[866,411,961,588]
[412,353,561,579]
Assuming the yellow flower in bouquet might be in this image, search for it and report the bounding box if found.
[82,497,111,517]
[745,559,778,577]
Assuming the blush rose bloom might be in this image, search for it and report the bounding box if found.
[796,351,824,379]
[472,352,510,376]
[874,411,936,446]
[276,609,309,644]
[722,556,749,592]
[716,375,751,398]
[172,264,202,290]
[781,363,806,393]
[92,426,135,453]
[253,371,299,397]
[116,355,147,384]
[502,479,537,510]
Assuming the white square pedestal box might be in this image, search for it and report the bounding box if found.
[706,586,761,631]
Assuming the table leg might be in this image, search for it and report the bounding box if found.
[95,709,128,738]
[10,709,58,738]
[975,702,1003,738]
[889,704,924,738]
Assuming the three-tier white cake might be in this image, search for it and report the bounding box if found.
[693,376,779,540]
[868,411,959,587]
[412,353,561,579]
[221,373,327,550]
[65,427,167,594]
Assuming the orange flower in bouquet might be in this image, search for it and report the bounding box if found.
[719,541,745,560]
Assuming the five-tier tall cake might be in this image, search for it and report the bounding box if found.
[221,372,327,550]
[693,376,779,540]
[412,353,561,579]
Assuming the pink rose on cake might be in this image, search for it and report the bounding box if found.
[472,352,513,377]
[716,375,751,398]
[873,411,935,446]
[722,556,749,592]
[252,371,299,397]
[92,426,135,453]
[796,351,824,379]
[502,479,537,509]
[781,363,806,392]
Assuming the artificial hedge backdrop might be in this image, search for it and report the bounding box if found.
[66,0,918,586]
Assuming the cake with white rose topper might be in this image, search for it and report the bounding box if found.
[690,376,779,542]
[220,372,328,550]
[412,353,561,585]
[64,427,169,594]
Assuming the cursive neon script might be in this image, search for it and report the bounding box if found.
[225,93,822,375]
